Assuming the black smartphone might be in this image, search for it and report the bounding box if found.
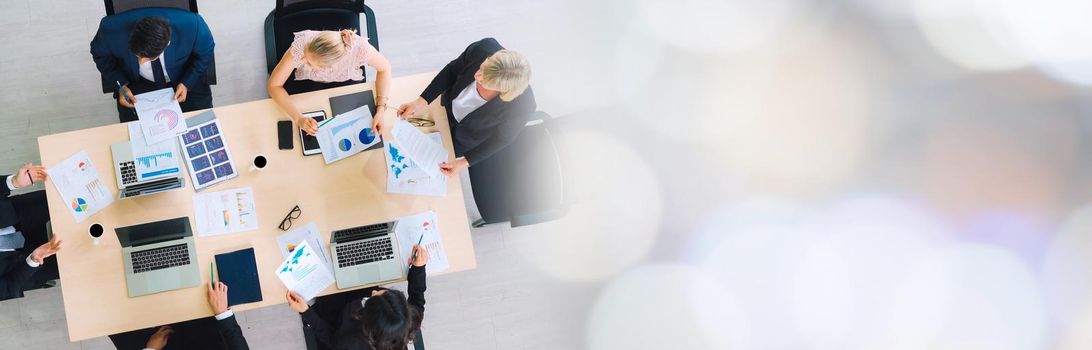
[278,120,294,150]
[301,111,326,156]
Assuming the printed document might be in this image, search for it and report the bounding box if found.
[135,88,187,144]
[193,187,258,236]
[275,240,335,301]
[276,222,334,274]
[390,120,448,178]
[394,210,450,274]
[48,150,115,223]
[316,105,380,164]
[385,132,446,196]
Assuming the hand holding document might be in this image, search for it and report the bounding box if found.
[384,132,447,197]
[276,222,333,274]
[390,120,448,178]
[275,240,335,301]
[316,105,381,164]
[135,88,187,145]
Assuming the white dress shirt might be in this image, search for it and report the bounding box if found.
[451,82,488,123]
[2,175,38,267]
[138,52,171,83]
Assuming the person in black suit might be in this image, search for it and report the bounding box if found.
[395,38,536,177]
[287,245,429,350]
[0,164,62,301]
[90,8,216,123]
[137,282,250,350]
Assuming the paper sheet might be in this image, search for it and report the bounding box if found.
[316,105,380,164]
[391,120,448,178]
[394,211,449,274]
[135,88,187,145]
[385,132,447,197]
[48,150,114,223]
[178,116,237,190]
[275,240,335,301]
[276,222,334,274]
[193,187,258,236]
[127,122,181,181]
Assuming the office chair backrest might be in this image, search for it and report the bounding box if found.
[265,0,379,74]
[106,0,197,15]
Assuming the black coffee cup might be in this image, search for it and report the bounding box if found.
[89,223,104,245]
[251,154,268,171]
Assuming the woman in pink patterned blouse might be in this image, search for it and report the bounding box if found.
[267,30,393,135]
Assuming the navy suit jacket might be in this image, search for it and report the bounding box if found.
[90,7,215,92]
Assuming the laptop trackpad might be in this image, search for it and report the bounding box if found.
[357,265,381,283]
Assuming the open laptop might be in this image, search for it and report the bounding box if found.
[116,217,201,297]
[330,220,406,289]
[111,141,185,199]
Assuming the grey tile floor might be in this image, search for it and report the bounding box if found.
[0,0,588,349]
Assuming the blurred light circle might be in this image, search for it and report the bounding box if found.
[1002,0,1092,85]
[1044,206,1092,346]
[883,244,1047,350]
[912,0,1028,70]
[634,0,806,54]
[699,33,883,196]
[506,130,661,282]
[586,264,751,350]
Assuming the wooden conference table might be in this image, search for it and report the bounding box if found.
[37,72,476,341]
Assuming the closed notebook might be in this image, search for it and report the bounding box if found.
[214,248,263,306]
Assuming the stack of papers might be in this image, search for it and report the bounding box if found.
[275,240,335,301]
[135,88,187,145]
[48,151,114,222]
[193,187,258,237]
[395,211,450,274]
[384,121,448,197]
[316,105,381,164]
[276,222,333,274]
[127,123,181,182]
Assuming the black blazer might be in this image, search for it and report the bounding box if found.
[420,38,537,166]
[0,174,18,228]
[0,252,38,301]
[301,266,427,350]
[216,315,251,350]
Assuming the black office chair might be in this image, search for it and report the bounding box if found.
[469,112,571,228]
[98,0,218,94]
[264,0,379,94]
[301,287,426,350]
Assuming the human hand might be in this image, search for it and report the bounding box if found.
[372,106,388,135]
[298,116,318,136]
[208,281,229,315]
[118,84,137,108]
[286,291,309,313]
[397,97,426,119]
[12,163,48,188]
[408,244,429,267]
[439,158,469,177]
[30,236,62,265]
[174,83,188,103]
[145,326,173,350]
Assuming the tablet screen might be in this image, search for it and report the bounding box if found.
[301,111,326,155]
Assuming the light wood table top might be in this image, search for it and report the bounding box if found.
[37,72,476,341]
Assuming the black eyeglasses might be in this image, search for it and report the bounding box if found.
[278,205,302,231]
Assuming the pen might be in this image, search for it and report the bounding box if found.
[115,81,132,105]
[408,232,424,267]
[317,115,337,128]
[26,169,32,185]
[210,262,215,287]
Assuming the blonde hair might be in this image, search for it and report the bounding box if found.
[480,50,531,102]
[306,30,351,67]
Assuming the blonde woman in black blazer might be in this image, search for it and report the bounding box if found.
[395,38,536,176]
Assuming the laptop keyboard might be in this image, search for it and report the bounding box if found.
[120,161,137,185]
[131,243,190,273]
[336,239,395,268]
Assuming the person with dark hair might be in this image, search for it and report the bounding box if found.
[0,163,62,301]
[90,8,215,123]
[287,245,429,350]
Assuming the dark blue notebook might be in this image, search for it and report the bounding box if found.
[214,248,263,306]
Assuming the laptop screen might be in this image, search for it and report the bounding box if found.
[115,217,192,247]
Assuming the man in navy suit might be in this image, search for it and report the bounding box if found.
[90,8,215,123]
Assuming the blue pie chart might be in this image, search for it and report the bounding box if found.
[358,128,375,144]
[338,139,352,152]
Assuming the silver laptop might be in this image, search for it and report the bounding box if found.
[116,217,201,297]
[330,221,406,289]
[111,141,185,199]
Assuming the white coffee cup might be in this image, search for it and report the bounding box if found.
[89,222,104,245]
[250,154,268,172]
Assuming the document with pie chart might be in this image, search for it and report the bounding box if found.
[48,150,115,223]
[316,105,381,164]
[134,88,187,145]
